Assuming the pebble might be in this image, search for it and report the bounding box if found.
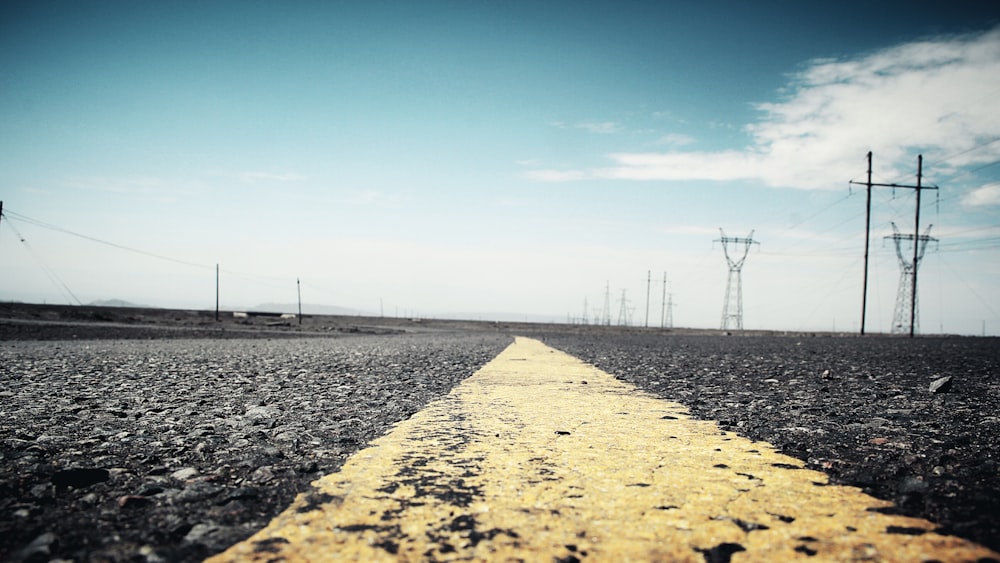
[11,532,57,562]
[170,467,199,481]
[929,376,953,393]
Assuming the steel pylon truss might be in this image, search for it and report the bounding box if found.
[885,222,936,335]
[716,229,759,331]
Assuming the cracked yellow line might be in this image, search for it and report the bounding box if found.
[209,337,998,562]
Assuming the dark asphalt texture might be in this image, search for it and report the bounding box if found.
[2,316,999,561]
[1,331,512,562]
[534,330,1000,555]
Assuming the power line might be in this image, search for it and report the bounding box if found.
[2,213,83,305]
[4,208,308,291]
[3,209,213,271]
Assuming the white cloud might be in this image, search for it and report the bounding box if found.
[532,27,1000,190]
[654,133,696,146]
[963,183,1000,206]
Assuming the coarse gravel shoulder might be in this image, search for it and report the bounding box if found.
[530,330,1000,555]
[1,331,513,562]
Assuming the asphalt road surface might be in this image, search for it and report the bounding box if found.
[2,311,998,561]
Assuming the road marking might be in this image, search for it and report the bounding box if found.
[210,337,998,562]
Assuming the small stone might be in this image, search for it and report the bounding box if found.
[297,460,319,473]
[137,484,165,496]
[899,476,929,493]
[118,494,154,509]
[245,405,280,421]
[51,467,109,489]
[171,467,199,481]
[14,532,58,561]
[139,545,166,563]
[251,466,275,483]
[929,376,952,393]
[183,522,221,543]
[218,486,260,504]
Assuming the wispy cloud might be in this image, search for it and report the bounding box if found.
[550,121,622,134]
[654,133,696,146]
[238,171,305,183]
[963,182,1000,206]
[577,121,621,134]
[530,27,1000,190]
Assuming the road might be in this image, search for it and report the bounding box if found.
[2,315,998,560]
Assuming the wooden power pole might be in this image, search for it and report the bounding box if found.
[850,153,937,337]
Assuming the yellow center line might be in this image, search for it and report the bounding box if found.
[209,337,998,562]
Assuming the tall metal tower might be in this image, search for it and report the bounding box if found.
[716,229,759,331]
[664,291,674,329]
[885,222,936,335]
[616,289,631,326]
[601,281,612,326]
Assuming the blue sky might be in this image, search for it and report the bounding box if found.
[2,1,999,334]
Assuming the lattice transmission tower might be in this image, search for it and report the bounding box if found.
[616,289,632,326]
[716,229,759,331]
[885,222,936,335]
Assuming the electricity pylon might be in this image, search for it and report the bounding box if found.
[885,222,936,335]
[600,281,612,326]
[660,272,674,329]
[716,229,759,331]
[616,289,631,326]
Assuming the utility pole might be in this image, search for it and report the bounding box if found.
[665,290,674,329]
[644,270,651,328]
[858,152,873,335]
[297,278,303,325]
[850,153,938,337]
[601,281,611,326]
[660,271,667,328]
[215,264,220,322]
[911,156,925,338]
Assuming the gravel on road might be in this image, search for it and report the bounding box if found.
[1,332,512,562]
[534,331,1000,554]
[4,316,999,561]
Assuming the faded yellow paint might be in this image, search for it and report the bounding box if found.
[210,337,998,562]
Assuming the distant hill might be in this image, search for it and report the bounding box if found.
[438,311,567,324]
[249,302,371,316]
[89,299,149,308]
